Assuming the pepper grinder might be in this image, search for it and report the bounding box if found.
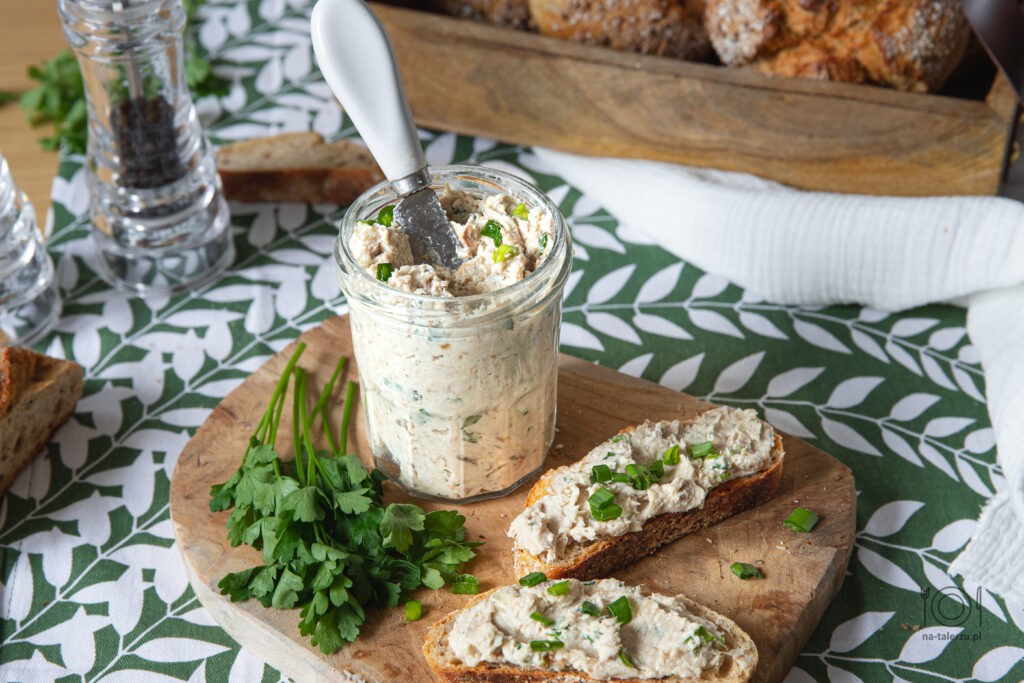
[0,153,61,346]
[60,0,233,295]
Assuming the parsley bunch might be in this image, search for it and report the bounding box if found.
[8,0,227,154]
[210,343,481,653]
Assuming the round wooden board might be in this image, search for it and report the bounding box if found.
[170,315,856,683]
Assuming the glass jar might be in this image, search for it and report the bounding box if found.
[0,153,60,346]
[60,0,233,295]
[336,165,572,503]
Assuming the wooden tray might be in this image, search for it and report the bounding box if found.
[369,2,1020,197]
[170,316,856,682]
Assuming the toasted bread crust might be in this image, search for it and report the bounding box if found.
[423,585,758,683]
[514,431,784,580]
[0,347,84,496]
[217,132,384,205]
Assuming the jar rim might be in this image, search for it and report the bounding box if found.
[335,164,572,311]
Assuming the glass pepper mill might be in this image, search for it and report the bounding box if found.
[0,153,61,346]
[60,0,233,295]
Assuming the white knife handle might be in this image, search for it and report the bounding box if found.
[310,0,424,182]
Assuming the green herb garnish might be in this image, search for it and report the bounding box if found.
[519,572,548,587]
[607,596,632,624]
[452,574,480,595]
[492,244,520,263]
[539,233,549,251]
[580,601,601,617]
[547,581,571,596]
[648,459,664,480]
[376,205,395,226]
[530,640,564,652]
[531,610,554,626]
[619,648,636,668]
[511,202,529,219]
[588,487,616,510]
[611,472,630,484]
[688,625,725,650]
[625,464,649,490]
[610,434,626,443]
[481,220,503,246]
[376,262,393,282]
[590,465,612,484]
[405,600,422,621]
[783,507,819,533]
[731,562,764,580]
[688,441,716,459]
[591,504,622,522]
[209,346,481,654]
[663,444,680,465]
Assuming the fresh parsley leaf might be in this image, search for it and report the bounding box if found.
[380,503,426,554]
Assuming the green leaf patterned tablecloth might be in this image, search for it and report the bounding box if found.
[2,0,1023,680]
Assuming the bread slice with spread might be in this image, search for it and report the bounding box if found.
[423,577,757,683]
[509,406,784,580]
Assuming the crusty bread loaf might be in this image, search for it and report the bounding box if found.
[512,417,784,580]
[423,582,758,683]
[704,0,970,91]
[421,0,532,28]
[217,132,384,205]
[0,347,83,495]
[529,0,712,60]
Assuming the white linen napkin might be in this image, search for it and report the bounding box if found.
[532,148,1024,604]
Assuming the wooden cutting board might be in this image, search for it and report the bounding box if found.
[170,315,855,683]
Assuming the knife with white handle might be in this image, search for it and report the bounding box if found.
[310,0,463,268]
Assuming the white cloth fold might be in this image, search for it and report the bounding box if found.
[534,148,1024,604]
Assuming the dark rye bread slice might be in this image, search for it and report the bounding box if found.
[216,132,384,205]
[423,583,758,683]
[0,347,83,496]
[512,428,784,580]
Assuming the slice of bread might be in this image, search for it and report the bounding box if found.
[0,347,84,495]
[217,132,384,205]
[423,579,758,683]
[511,408,784,580]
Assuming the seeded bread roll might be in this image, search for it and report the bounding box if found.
[0,347,83,496]
[421,0,532,28]
[704,0,970,91]
[529,0,712,60]
[217,132,384,205]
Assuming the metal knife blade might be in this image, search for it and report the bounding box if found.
[394,187,463,270]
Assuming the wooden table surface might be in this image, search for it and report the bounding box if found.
[0,0,66,222]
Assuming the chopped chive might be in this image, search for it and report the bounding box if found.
[519,571,548,587]
[607,596,632,624]
[590,465,612,483]
[692,625,725,649]
[610,434,626,443]
[649,459,665,480]
[452,574,479,595]
[511,202,529,219]
[783,507,819,533]
[405,600,422,621]
[530,610,554,626]
[539,233,549,251]
[619,648,636,668]
[625,464,649,490]
[688,441,716,459]
[591,503,622,521]
[375,262,393,282]
[530,640,564,652]
[588,487,616,510]
[492,244,519,263]
[731,562,764,580]
[580,601,601,617]
[481,220,503,246]
[663,444,680,465]
[376,204,395,226]
[547,581,571,596]
[611,472,630,484]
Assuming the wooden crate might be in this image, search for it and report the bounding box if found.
[370,2,1021,196]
